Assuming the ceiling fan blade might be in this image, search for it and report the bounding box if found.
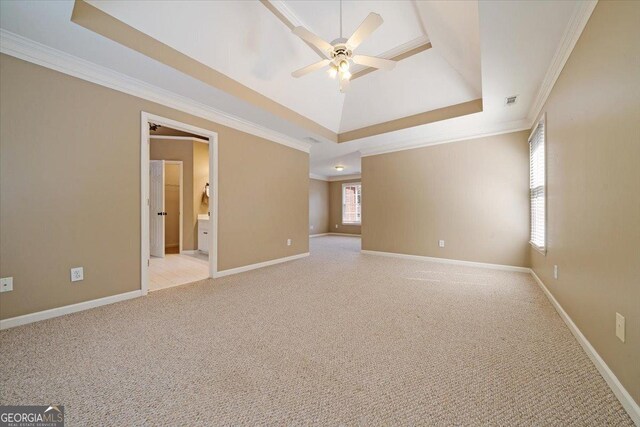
[291,59,331,78]
[346,13,383,50]
[292,27,334,58]
[339,76,350,93]
[352,55,396,70]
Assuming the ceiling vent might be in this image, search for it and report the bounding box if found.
[505,95,518,106]
[305,136,323,144]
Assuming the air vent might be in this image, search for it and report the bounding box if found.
[305,136,323,144]
[505,95,518,106]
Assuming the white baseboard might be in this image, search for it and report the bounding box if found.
[361,249,529,272]
[0,290,143,330]
[329,233,362,237]
[180,250,197,255]
[213,252,310,278]
[529,270,640,424]
[309,233,329,238]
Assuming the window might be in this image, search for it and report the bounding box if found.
[342,183,361,224]
[529,117,546,251]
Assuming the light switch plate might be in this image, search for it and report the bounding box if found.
[553,265,558,279]
[287,239,292,246]
[70,267,84,282]
[0,277,13,293]
[616,313,625,342]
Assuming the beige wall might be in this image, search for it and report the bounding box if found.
[0,54,309,320]
[193,141,209,221]
[362,131,530,267]
[309,179,329,235]
[529,1,639,404]
[150,139,195,249]
[329,179,362,235]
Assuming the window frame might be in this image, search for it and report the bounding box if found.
[341,182,362,225]
[529,114,547,254]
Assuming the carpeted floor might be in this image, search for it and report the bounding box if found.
[0,236,633,425]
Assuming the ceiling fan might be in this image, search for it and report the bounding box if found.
[291,2,396,92]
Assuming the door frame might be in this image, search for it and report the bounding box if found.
[163,160,183,254]
[141,112,218,295]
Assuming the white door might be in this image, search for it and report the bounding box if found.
[150,160,165,257]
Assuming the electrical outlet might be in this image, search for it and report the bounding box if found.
[438,240,445,248]
[0,277,13,293]
[287,239,292,246]
[335,224,339,229]
[616,313,625,343]
[70,267,84,282]
[310,225,314,230]
[553,265,558,279]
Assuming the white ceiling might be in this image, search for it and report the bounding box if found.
[0,0,584,178]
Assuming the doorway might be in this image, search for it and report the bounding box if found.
[141,112,218,294]
[149,160,183,257]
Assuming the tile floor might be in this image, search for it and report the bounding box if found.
[149,251,209,291]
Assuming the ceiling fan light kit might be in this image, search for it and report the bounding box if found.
[291,2,396,93]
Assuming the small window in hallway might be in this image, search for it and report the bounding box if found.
[342,183,361,224]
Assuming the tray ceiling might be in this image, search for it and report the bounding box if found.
[80,0,483,135]
[0,0,588,178]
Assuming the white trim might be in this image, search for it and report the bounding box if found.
[361,250,530,273]
[360,121,531,157]
[329,174,361,182]
[529,270,640,424]
[0,290,142,330]
[309,233,329,238]
[329,233,361,237]
[310,174,362,182]
[267,0,310,29]
[150,136,209,144]
[141,112,219,295]
[213,253,309,278]
[350,35,431,74]
[309,173,328,181]
[0,29,310,154]
[180,250,198,255]
[526,1,597,125]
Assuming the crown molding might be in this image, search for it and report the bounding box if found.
[328,174,361,182]
[526,0,597,125]
[360,119,530,157]
[267,0,307,28]
[309,173,328,181]
[0,29,311,153]
[149,136,209,143]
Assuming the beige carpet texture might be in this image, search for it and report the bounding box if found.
[0,237,633,425]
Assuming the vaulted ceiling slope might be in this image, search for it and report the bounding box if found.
[0,1,591,177]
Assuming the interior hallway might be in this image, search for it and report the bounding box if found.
[0,237,632,425]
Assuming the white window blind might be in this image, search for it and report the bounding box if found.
[342,183,361,224]
[529,119,546,250]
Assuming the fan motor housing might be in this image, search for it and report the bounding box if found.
[330,38,352,60]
